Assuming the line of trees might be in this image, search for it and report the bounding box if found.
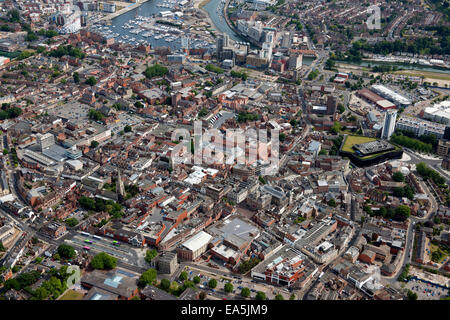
[390,133,433,153]
[363,204,411,222]
[230,70,248,81]
[351,36,449,56]
[393,185,415,200]
[396,130,438,148]
[48,45,86,59]
[78,196,123,219]
[416,162,447,187]
[237,112,260,123]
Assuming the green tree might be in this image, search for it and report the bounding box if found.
[145,249,158,264]
[208,278,217,289]
[198,107,208,117]
[330,121,342,134]
[199,291,207,300]
[241,287,251,298]
[144,64,168,78]
[90,141,99,148]
[25,31,38,42]
[363,205,372,215]
[160,278,171,291]
[17,51,33,60]
[124,125,132,133]
[183,280,195,290]
[407,290,418,300]
[275,294,284,300]
[34,287,49,300]
[238,257,261,274]
[139,268,157,286]
[88,109,103,122]
[224,282,233,293]
[289,293,296,300]
[90,252,117,270]
[255,291,266,300]
[134,101,144,108]
[395,205,411,221]
[0,240,5,252]
[7,9,20,23]
[73,72,80,83]
[392,171,405,182]
[325,58,336,70]
[193,276,201,284]
[85,76,97,86]
[179,271,188,281]
[328,198,337,207]
[65,218,78,227]
[57,244,75,259]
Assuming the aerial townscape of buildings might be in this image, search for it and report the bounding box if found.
[0,0,448,304]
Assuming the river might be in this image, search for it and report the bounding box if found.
[105,0,313,66]
[202,0,244,43]
[104,0,448,74]
[201,0,315,65]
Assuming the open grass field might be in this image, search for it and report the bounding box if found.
[430,243,450,264]
[394,70,450,82]
[341,135,377,153]
[58,290,85,300]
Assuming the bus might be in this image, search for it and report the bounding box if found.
[83,246,91,250]
[84,239,92,244]
[80,232,90,236]
[93,235,102,240]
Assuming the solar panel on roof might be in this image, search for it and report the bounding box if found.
[117,270,134,277]
[91,293,103,300]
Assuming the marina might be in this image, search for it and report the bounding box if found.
[89,0,213,51]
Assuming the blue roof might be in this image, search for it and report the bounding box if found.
[308,140,321,151]
[103,275,123,288]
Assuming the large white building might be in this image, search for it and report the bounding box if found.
[423,100,450,125]
[177,231,212,261]
[371,85,411,107]
[381,110,397,140]
[395,116,446,139]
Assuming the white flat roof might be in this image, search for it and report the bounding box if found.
[181,231,212,252]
